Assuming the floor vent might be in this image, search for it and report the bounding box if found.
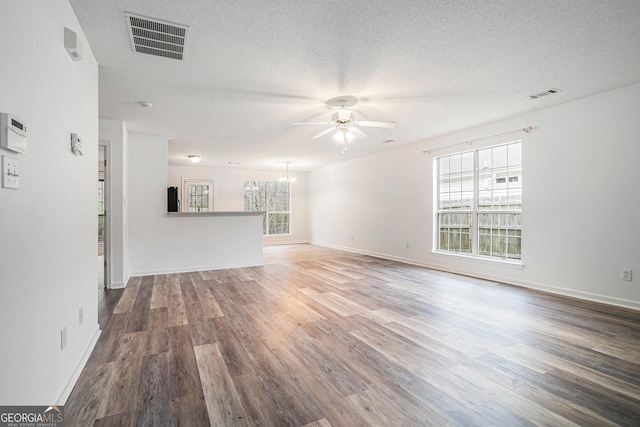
[529,88,561,99]
[125,13,189,61]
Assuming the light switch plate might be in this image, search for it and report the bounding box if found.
[2,155,19,189]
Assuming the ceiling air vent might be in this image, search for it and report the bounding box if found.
[125,13,189,60]
[529,88,561,100]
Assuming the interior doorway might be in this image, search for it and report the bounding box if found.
[98,145,107,288]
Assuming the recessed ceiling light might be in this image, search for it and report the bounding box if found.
[188,155,201,163]
[227,161,240,165]
[139,101,152,108]
[383,139,395,144]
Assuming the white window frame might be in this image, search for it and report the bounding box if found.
[181,179,214,212]
[244,180,292,236]
[435,141,522,263]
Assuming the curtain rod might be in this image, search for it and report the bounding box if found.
[422,126,534,154]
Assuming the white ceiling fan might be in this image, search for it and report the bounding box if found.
[292,99,396,151]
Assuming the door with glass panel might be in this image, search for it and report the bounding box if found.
[182,179,214,212]
[98,144,107,289]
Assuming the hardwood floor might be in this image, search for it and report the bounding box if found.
[66,244,640,426]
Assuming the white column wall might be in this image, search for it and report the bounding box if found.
[129,135,264,275]
[309,83,640,310]
[99,119,130,288]
[0,0,100,404]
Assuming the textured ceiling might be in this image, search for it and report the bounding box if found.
[69,0,640,171]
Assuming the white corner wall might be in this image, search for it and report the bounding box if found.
[309,83,640,310]
[168,165,309,245]
[0,0,99,404]
[99,119,130,288]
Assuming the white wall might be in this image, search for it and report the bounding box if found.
[129,135,263,276]
[99,119,130,288]
[168,164,309,245]
[0,0,99,404]
[309,83,640,310]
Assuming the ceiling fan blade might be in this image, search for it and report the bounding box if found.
[356,120,396,129]
[292,122,331,125]
[350,127,367,138]
[312,127,336,139]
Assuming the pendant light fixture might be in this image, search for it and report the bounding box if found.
[278,162,297,183]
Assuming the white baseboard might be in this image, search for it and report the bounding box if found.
[311,241,640,312]
[310,241,410,263]
[56,326,101,405]
[129,261,264,278]
[263,239,310,246]
[108,280,126,289]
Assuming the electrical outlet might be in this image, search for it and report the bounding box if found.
[621,269,633,282]
[61,327,67,351]
[79,307,83,325]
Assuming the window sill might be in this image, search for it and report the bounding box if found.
[431,250,524,270]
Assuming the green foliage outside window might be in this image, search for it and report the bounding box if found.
[244,181,291,235]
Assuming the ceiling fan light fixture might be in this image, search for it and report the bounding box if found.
[332,131,344,144]
[293,97,394,152]
[333,128,355,144]
[346,130,355,143]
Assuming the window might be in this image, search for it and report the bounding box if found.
[244,181,291,235]
[182,179,213,212]
[436,141,522,261]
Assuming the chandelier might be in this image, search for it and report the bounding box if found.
[278,162,297,183]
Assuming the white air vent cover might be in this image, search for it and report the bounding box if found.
[529,88,561,100]
[125,13,189,60]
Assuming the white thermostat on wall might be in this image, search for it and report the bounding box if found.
[0,113,27,154]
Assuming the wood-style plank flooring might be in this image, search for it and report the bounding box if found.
[66,244,640,426]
